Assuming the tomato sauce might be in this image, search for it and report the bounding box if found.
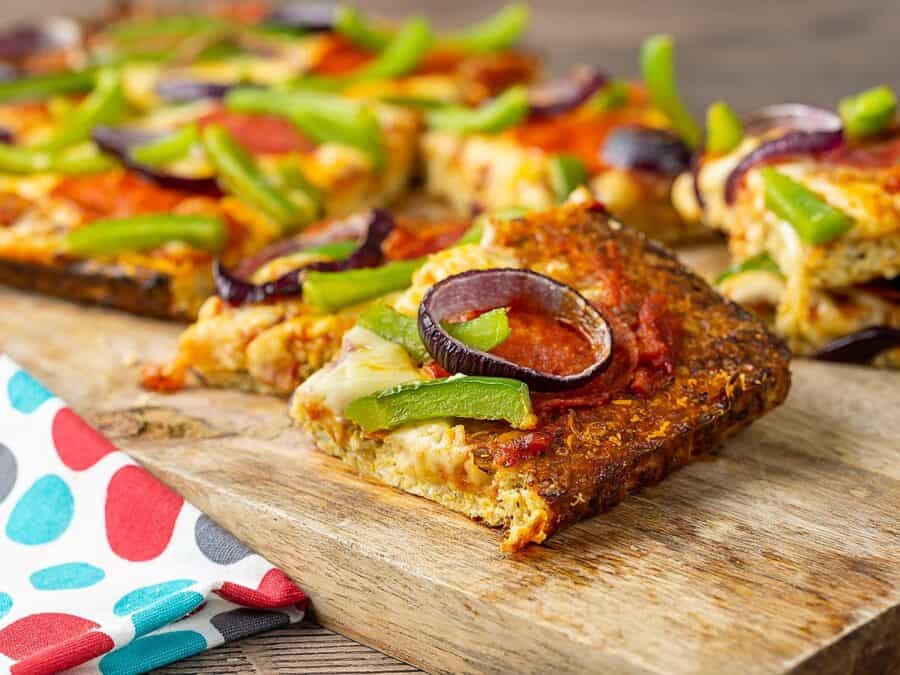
[383,219,470,260]
[196,108,316,155]
[490,308,596,376]
[52,171,193,221]
[821,135,900,170]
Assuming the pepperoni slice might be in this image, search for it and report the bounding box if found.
[197,109,316,155]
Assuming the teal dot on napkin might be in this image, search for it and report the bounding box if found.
[131,591,205,637]
[7,370,53,413]
[99,631,207,674]
[6,474,74,545]
[0,592,11,621]
[113,579,197,616]
[30,563,105,590]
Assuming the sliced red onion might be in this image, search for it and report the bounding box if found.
[215,209,394,305]
[814,326,900,365]
[601,126,691,176]
[264,3,337,32]
[156,79,236,104]
[724,104,844,204]
[690,149,705,210]
[0,126,12,144]
[92,125,221,196]
[0,17,81,61]
[418,268,613,392]
[528,65,606,118]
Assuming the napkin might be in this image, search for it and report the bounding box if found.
[0,355,306,674]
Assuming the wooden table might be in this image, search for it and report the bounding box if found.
[2,1,900,673]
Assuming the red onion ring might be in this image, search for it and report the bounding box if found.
[92,125,221,196]
[814,326,900,365]
[601,126,691,176]
[0,126,12,144]
[215,209,394,305]
[528,65,607,118]
[155,80,237,104]
[724,104,844,205]
[418,268,613,392]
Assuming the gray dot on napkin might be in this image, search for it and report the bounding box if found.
[0,443,16,504]
[194,514,252,565]
[211,608,290,641]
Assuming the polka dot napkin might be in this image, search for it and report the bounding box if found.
[0,355,306,674]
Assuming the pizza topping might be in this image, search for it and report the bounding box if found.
[549,154,588,202]
[426,85,529,134]
[201,124,316,232]
[92,125,222,195]
[640,35,701,149]
[705,101,744,154]
[130,124,199,166]
[63,213,227,257]
[440,4,531,55]
[418,268,613,391]
[0,68,94,103]
[156,80,236,104]
[214,208,394,305]
[814,326,900,364]
[196,107,316,155]
[0,142,113,175]
[839,86,897,140]
[760,167,854,244]
[724,104,843,204]
[345,374,536,432]
[528,65,606,118]
[601,126,691,176]
[38,68,126,152]
[304,259,423,312]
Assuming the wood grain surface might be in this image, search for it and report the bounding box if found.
[1,243,898,675]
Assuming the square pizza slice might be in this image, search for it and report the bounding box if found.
[289,200,790,551]
[0,91,419,319]
[675,115,900,366]
[421,74,709,246]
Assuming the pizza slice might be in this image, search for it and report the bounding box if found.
[0,77,419,319]
[289,200,790,551]
[674,89,900,366]
[143,208,472,394]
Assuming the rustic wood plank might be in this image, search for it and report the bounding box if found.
[1,241,898,675]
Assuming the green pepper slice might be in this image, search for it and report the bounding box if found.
[0,143,115,175]
[225,87,385,171]
[201,124,312,233]
[64,213,227,256]
[839,86,897,139]
[587,80,630,112]
[641,34,701,149]
[715,252,782,284]
[0,69,96,104]
[426,85,529,134]
[705,100,743,154]
[302,241,358,261]
[303,258,423,312]
[345,374,535,431]
[107,15,229,44]
[348,17,432,83]
[130,124,199,166]
[439,4,531,54]
[760,167,854,244]
[358,303,510,362]
[37,69,126,152]
[549,154,588,202]
[333,7,395,51]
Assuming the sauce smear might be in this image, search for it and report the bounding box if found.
[490,307,596,376]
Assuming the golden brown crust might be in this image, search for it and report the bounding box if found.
[471,203,791,543]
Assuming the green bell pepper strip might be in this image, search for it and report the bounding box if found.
[641,34,702,149]
[64,214,227,257]
[439,4,531,54]
[549,154,588,202]
[760,167,854,244]
[345,374,535,432]
[37,69,127,152]
[303,258,423,312]
[349,17,432,82]
[457,223,484,246]
[302,240,357,261]
[358,303,510,362]
[426,85,529,134]
[333,7,396,51]
[225,87,385,171]
[705,100,743,154]
[201,124,311,233]
[0,69,97,104]
[587,80,629,112]
[715,252,782,284]
[0,142,115,174]
[108,15,229,44]
[839,86,897,139]
[130,124,199,166]
[273,159,323,217]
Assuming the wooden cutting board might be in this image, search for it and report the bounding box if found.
[1,245,898,675]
